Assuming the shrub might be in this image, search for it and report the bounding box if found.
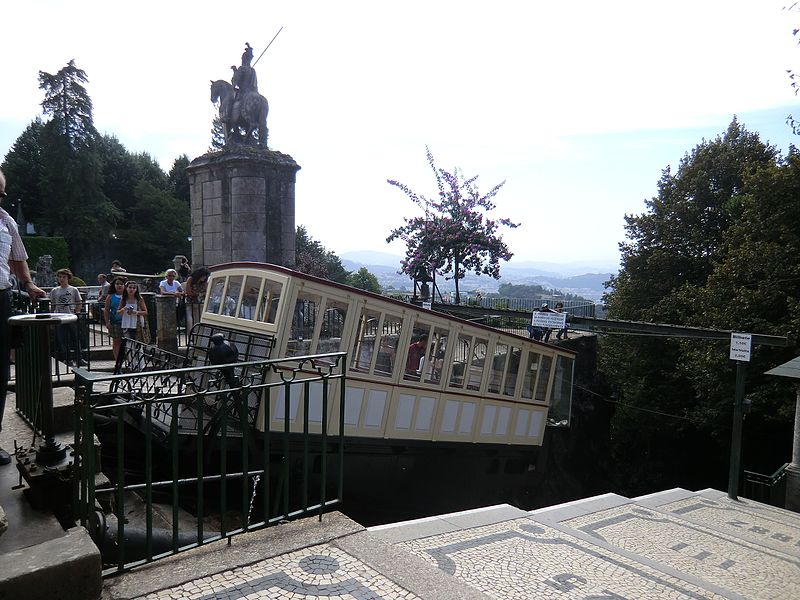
[21,236,69,272]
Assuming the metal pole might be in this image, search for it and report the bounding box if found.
[727,360,747,500]
[252,27,284,68]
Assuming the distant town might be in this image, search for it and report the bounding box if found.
[340,250,616,303]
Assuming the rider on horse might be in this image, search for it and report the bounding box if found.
[213,42,269,148]
[232,43,258,101]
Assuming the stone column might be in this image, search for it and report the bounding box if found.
[186,149,300,268]
[155,295,178,353]
[786,385,800,512]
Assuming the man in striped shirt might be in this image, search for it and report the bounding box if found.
[0,168,45,465]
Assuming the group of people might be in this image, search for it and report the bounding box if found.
[528,301,568,343]
[97,265,211,360]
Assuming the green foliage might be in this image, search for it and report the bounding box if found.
[601,119,797,494]
[69,276,86,287]
[210,117,225,151]
[347,267,382,293]
[34,61,122,262]
[168,154,191,204]
[38,60,96,150]
[3,63,190,275]
[0,119,45,225]
[21,236,69,271]
[295,225,350,284]
[387,147,518,303]
[115,181,190,272]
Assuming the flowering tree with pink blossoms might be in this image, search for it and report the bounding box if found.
[386,148,519,304]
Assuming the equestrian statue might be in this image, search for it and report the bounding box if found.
[211,43,269,148]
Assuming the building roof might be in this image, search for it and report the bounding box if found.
[765,355,800,380]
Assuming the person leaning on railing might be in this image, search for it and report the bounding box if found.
[0,168,46,465]
[50,268,86,366]
[183,267,210,331]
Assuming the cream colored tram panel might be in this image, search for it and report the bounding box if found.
[383,386,442,442]
[432,393,481,443]
[327,377,394,438]
[509,405,548,445]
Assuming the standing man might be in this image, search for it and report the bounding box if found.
[93,272,110,323]
[0,168,45,465]
[50,268,85,367]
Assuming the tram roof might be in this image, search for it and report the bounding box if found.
[208,261,577,356]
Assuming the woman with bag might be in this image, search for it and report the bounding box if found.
[118,281,148,342]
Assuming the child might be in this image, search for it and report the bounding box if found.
[104,277,127,360]
[118,280,148,341]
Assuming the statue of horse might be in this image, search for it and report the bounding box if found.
[210,79,269,148]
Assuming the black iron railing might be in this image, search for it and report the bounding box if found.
[72,348,346,576]
[742,463,788,507]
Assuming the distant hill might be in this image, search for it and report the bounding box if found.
[340,251,616,302]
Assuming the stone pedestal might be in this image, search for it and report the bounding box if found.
[155,295,178,353]
[186,148,300,268]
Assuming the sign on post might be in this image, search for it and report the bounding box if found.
[729,333,752,362]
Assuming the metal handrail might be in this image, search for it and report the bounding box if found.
[742,463,789,507]
[72,349,347,576]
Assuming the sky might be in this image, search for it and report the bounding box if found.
[2,1,800,273]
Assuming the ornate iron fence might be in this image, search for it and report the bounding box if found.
[72,346,347,576]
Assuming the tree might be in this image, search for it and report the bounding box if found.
[38,60,96,150]
[387,147,518,303]
[37,61,120,264]
[0,119,45,226]
[168,154,191,204]
[600,120,795,495]
[606,119,777,323]
[210,117,225,151]
[347,267,381,293]
[117,181,190,272]
[295,225,350,284]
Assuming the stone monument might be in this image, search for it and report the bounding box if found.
[187,43,299,268]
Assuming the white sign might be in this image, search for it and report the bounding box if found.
[730,333,752,362]
[422,301,432,311]
[532,311,567,329]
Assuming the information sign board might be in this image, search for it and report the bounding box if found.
[730,333,752,362]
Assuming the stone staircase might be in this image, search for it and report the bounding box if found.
[101,488,800,599]
[367,488,800,599]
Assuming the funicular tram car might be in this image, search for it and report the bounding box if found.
[196,262,577,520]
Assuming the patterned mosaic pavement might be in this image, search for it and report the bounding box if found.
[140,543,420,600]
[561,500,800,599]
[656,493,800,558]
[127,489,800,599]
[398,517,726,599]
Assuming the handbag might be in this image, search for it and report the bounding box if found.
[137,316,152,345]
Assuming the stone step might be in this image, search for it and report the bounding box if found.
[369,490,800,599]
[100,511,487,600]
[632,487,800,559]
